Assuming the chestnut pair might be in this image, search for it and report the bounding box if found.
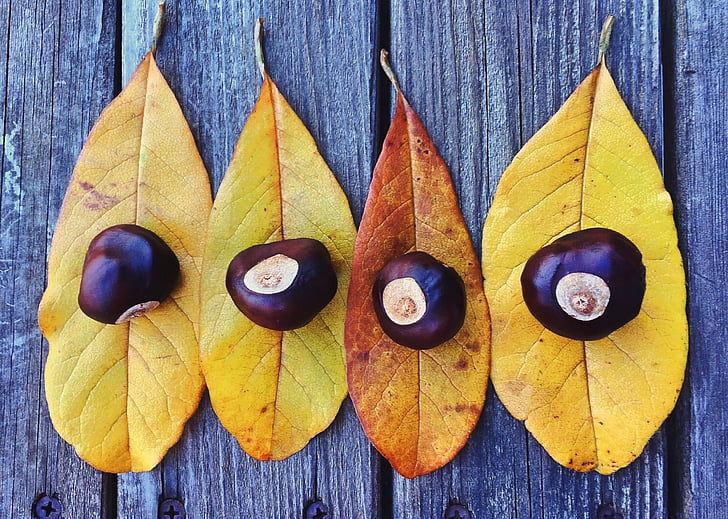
[76,226,339,330]
[366,225,646,347]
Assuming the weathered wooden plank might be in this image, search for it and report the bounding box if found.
[0,0,117,517]
[116,1,380,517]
[389,0,668,517]
[662,1,728,517]
[382,2,531,516]
[523,2,669,517]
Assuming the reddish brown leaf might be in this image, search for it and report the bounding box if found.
[345,54,490,478]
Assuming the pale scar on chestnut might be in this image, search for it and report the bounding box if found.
[381,277,427,325]
[243,254,299,294]
[555,272,610,321]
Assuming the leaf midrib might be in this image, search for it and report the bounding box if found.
[398,96,425,476]
[125,53,154,469]
[266,74,286,458]
[580,62,605,470]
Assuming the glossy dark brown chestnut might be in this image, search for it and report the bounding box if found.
[78,224,180,324]
[521,227,646,340]
[226,238,337,331]
[373,251,466,350]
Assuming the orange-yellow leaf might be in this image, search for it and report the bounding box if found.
[199,71,356,461]
[38,53,212,473]
[482,61,687,474]
[345,91,490,478]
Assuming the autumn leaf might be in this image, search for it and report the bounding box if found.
[481,18,687,474]
[345,52,490,479]
[37,48,212,472]
[199,20,356,461]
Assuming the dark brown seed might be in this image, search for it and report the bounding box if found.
[226,238,337,331]
[78,224,179,324]
[521,227,645,340]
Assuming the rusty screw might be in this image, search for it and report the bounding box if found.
[444,503,471,519]
[33,494,62,519]
[159,498,186,519]
[304,500,329,519]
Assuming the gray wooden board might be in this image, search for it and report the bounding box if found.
[662,0,728,517]
[388,0,668,517]
[0,0,117,517]
[2,0,727,517]
[115,1,381,518]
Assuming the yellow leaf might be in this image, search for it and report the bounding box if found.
[38,53,212,472]
[482,58,687,474]
[199,41,356,460]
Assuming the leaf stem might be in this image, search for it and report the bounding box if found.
[255,18,266,78]
[380,50,401,94]
[151,1,166,55]
[598,15,615,64]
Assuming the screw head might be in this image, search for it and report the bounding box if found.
[159,498,186,519]
[597,503,624,519]
[33,494,62,519]
[304,500,329,519]
[444,503,471,519]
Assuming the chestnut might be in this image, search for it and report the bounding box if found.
[373,251,466,350]
[78,224,180,324]
[225,238,338,331]
[521,227,646,340]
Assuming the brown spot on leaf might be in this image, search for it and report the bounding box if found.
[261,406,268,414]
[82,189,119,211]
[78,181,94,191]
[507,380,526,395]
[454,359,468,370]
[465,342,480,353]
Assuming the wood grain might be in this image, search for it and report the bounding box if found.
[116,1,381,517]
[662,0,728,517]
[389,0,668,517]
[0,0,117,517]
[1,0,725,516]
